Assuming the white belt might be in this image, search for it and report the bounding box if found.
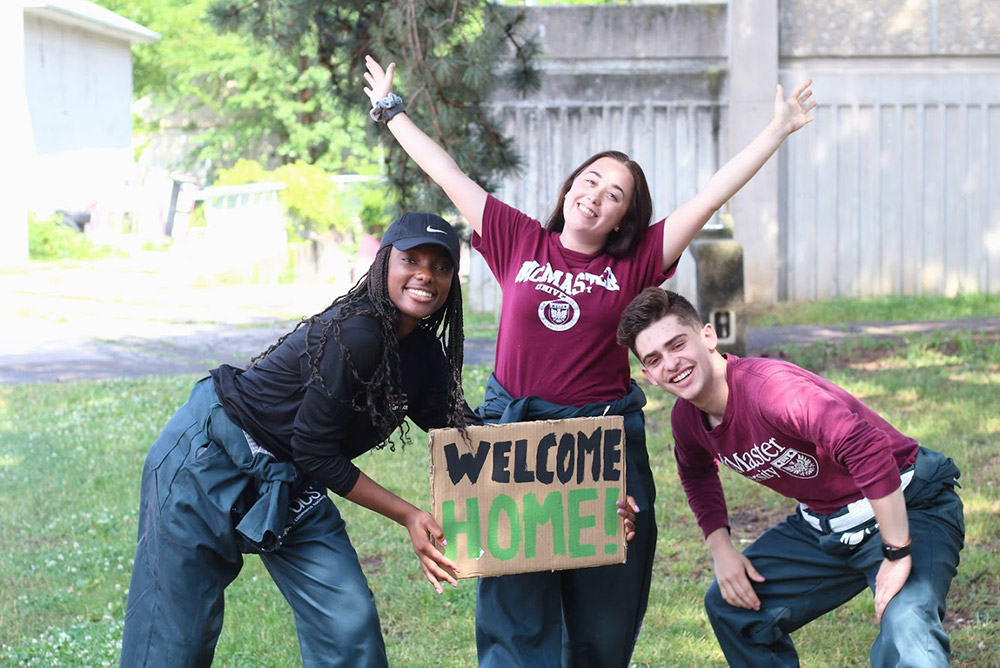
[799,469,915,533]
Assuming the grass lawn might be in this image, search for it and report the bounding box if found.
[1,304,997,666]
[745,291,1000,328]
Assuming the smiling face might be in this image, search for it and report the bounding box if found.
[559,156,635,253]
[633,314,726,409]
[387,244,455,338]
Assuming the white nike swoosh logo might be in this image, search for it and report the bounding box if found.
[426,226,447,235]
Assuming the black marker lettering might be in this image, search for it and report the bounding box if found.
[444,441,491,485]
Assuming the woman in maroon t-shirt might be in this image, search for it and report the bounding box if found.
[363,54,816,666]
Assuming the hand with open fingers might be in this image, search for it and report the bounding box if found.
[773,79,817,135]
[712,546,765,610]
[617,496,640,542]
[405,509,460,594]
[874,554,911,623]
[363,55,396,108]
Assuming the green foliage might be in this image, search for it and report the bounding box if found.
[272,162,349,236]
[212,158,268,185]
[27,213,120,261]
[204,0,541,218]
[357,182,398,236]
[213,159,392,240]
[96,0,375,179]
[97,0,540,215]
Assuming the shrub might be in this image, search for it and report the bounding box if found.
[213,160,394,242]
[28,213,119,261]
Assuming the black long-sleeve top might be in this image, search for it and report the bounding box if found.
[211,303,452,496]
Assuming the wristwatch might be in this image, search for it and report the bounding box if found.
[369,93,406,123]
[881,538,912,561]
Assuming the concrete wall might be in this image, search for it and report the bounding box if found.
[777,0,1000,298]
[469,1,1000,307]
[780,0,999,57]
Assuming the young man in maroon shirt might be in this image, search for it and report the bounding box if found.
[616,287,964,667]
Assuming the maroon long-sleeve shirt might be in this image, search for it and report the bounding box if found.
[671,355,918,538]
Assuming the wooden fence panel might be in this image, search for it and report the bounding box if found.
[779,70,1000,299]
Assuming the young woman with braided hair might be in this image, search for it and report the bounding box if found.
[364,56,816,666]
[247,218,468,444]
[120,213,469,667]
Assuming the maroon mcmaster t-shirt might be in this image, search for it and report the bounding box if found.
[671,355,919,539]
[472,194,673,406]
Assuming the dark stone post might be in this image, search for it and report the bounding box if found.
[689,226,746,355]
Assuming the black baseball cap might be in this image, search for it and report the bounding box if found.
[379,212,461,267]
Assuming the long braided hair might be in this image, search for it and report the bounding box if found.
[250,244,467,450]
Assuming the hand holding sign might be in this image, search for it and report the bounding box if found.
[617,495,640,542]
[344,471,462,595]
[404,508,461,594]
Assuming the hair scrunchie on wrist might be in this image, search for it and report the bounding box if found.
[369,93,405,123]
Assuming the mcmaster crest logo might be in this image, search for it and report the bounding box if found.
[538,297,579,331]
[514,260,619,332]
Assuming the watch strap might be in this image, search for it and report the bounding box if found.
[881,538,912,561]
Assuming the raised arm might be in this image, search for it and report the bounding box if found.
[364,55,488,234]
[660,79,817,271]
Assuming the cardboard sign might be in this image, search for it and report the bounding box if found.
[429,415,627,579]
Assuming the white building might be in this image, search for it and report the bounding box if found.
[3,0,158,265]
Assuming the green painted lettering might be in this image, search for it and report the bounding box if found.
[522,491,566,558]
[567,488,598,558]
[487,494,521,561]
[441,498,481,560]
